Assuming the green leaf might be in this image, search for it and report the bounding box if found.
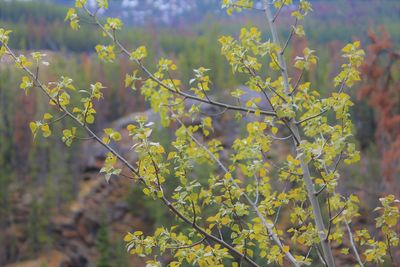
[143,188,150,196]
[75,0,87,8]
[65,8,79,30]
[96,0,108,9]
[130,46,147,61]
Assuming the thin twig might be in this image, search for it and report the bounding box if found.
[280,19,298,56]
[254,174,260,205]
[289,70,304,96]
[314,185,326,197]
[75,136,95,140]
[345,221,364,267]
[338,75,348,94]
[272,1,285,23]
[386,234,396,267]
[4,43,261,267]
[160,195,261,267]
[329,203,347,224]
[314,245,328,266]
[191,200,197,226]
[231,3,266,11]
[274,181,289,226]
[161,96,187,107]
[83,6,277,118]
[4,43,141,179]
[270,134,292,141]
[171,111,300,267]
[199,107,228,117]
[47,113,67,125]
[269,51,284,71]
[166,237,206,250]
[296,109,328,125]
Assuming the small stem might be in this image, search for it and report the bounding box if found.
[289,70,304,96]
[314,185,326,196]
[296,109,328,125]
[281,19,298,56]
[199,107,228,117]
[386,234,395,267]
[270,134,292,141]
[47,113,67,125]
[75,136,95,140]
[82,6,277,118]
[199,82,212,102]
[272,1,285,23]
[166,237,206,250]
[345,221,364,267]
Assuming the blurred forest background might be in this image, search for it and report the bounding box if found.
[0,0,399,266]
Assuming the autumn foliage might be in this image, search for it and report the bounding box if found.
[359,28,400,192]
[1,1,400,266]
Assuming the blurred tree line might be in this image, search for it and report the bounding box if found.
[0,0,399,265]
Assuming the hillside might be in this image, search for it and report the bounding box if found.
[0,0,399,266]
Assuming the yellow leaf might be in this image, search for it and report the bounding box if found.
[282,245,290,253]
[221,217,230,225]
[124,233,134,242]
[43,113,53,120]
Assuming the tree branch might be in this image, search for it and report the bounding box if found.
[280,19,298,56]
[261,1,336,266]
[82,6,277,118]
[345,221,364,267]
[171,112,300,267]
[166,237,206,250]
[4,43,261,267]
[296,109,328,125]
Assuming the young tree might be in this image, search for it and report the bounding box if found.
[0,0,399,266]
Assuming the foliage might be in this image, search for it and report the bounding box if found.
[358,28,400,191]
[0,0,399,267]
[0,49,146,263]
